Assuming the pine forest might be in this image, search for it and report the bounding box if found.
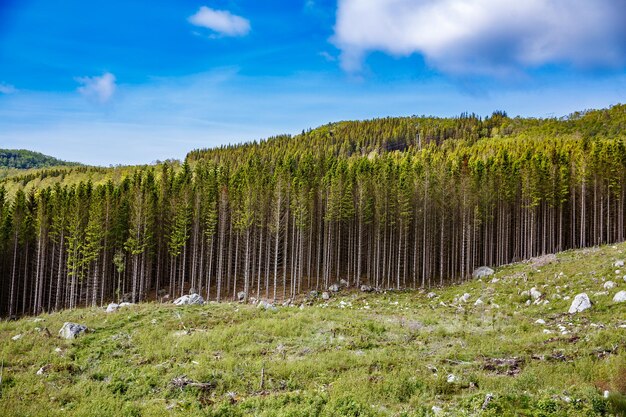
[1,105,626,317]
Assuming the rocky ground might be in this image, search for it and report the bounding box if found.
[1,243,626,416]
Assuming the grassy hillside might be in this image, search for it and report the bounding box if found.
[1,243,626,416]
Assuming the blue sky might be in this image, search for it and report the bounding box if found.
[1,0,625,165]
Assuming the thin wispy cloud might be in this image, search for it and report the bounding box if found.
[0,82,17,94]
[188,6,251,37]
[333,0,626,76]
[76,72,117,103]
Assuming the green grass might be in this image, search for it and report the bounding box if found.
[2,243,626,416]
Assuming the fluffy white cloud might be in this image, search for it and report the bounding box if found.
[76,72,116,103]
[0,82,17,94]
[188,6,250,37]
[333,0,626,75]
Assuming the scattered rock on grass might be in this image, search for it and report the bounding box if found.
[36,364,52,375]
[173,293,205,306]
[322,292,331,301]
[615,260,625,268]
[11,334,22,341]
[427,292,437,299]
[530,254,557,268]
[535,319,546,325]
[460,293,471,303]
[106,303,119,313]
[613,291,626,303]
[568,293,592,314]
[328,284,340,293]
[530,287,542,300]
[472,266,494,279]
[257,300,277,311]
[237,291,247,302]
[360,285,373,292]
[59,322,87,339]
[604,281,616,290]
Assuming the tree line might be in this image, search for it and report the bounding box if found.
[1,106,626,317]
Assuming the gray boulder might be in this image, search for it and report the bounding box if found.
[360,285,373,292]
[328,284,340,293]
[106,303,119,313]
[173,293,205,306]
[613,290,626,303]
[59,322,87,339]
[257,300,277,311]
[568,293,592,314]
[237,291,247,302]
[322,291,331,300]
[604,281,616,290]
[472,266,494,279]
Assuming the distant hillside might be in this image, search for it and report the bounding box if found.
[0,149,81,169]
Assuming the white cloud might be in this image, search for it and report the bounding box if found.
[188,6,250,37]
[0,82,17,94]
[76,72,116,103]
[332,0,626,75]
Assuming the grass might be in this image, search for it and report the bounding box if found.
[2,243,626,416]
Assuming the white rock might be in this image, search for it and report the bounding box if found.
[427,292,437,299]
[472,266,494,279]
[11,334,22,341]
[615,260,625,268]
[568,293,592,314]
[530,287,542,300]
[490,278,500,284]
[535,319,546,325]
[328,284,340,293]
[525,300,531,306]
[119,302,133,307]
[623,275,626,282]
[36,365,51,375]
[59,322,87,339]
[604,281,616,290]
[106,303,119,313]
[604,390,610,398]
[446,374,458,383]
[474,298,484,306]
[543,329,553,334]
[460,293,471,303]
[613,290,626,302]
[616,270,622,275]
[173,293,205,306]
[563,296,571,301]
[54,347,63,353]
[432,406,443,415]
[322,292,330,300]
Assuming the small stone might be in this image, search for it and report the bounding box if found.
[482,393,494,410]
[36,364,51,375]
[604,281,616,290]
[446,374,457,383]
[460,293,471,303]
[474,298,484,306]
[282,299,292,307]
[360,285,373,292]
[257,300,277,311]
[11,334,22,341]
[322,292,330,300]
[237,291,247,302]
[427,292,437,299]
[616,270,622,275]
[568,293,592,314]
[328,284,340,293]
[106,303,119,313]
[543,329,552,334]
[613,290,626,303]
[535,319,546,325]
[432,406,443,415]
[604,390,610,399]
[490,278,500,284]
[530,287,542,300]
[58,322,87,339]
[173,293,205,306]
[615,260,625,268]
[472,266,494,279]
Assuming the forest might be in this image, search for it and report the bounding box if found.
[0,149,80,170]
[1,105,626,317]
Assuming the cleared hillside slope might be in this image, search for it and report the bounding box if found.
[1,242,625,416]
